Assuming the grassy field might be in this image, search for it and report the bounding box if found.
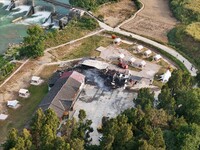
[0,83,48,143]
[44,16,99,48]
[168,27,200,70]
[62,35,113,60]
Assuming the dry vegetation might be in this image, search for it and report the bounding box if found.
[121,0,178,43]
[94,0,136,27]
[185,22,200,41]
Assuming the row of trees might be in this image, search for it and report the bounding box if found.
[3,109,93,150]
[98,70,200,150]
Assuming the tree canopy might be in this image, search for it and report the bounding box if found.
[19,25,46,58]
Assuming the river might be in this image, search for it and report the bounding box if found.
[0,0,69,54]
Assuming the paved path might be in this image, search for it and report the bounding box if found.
[86,8,197,76]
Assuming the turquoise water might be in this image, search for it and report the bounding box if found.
[0,0,69,54]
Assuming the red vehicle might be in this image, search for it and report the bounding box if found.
[118,61,128,69]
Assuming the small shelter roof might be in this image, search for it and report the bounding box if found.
[31,76,40,81]
[144,50,152,55]
[19,89,29,94]
[7,100,19,107]
[136,45,144,50]
[154,54,162,60]
[82,60,109,70]
[114,38,121,43]
[130,57,136,62]
[0,114,8,120]
[140,60,146,66]
[119,53,125,59]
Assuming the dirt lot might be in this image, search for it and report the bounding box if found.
[73,84,136,145]
[94,0,136,27]
[121,0,178,43]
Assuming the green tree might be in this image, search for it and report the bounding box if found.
[176,123,200,150]
[40,125,55,150]
[3,128,18,150]
[176,88,200,124]
[158,85,176,115]
[30,108,45,148]
[53,137,70,150]
[196,72,200,87]
[70,138,84,150]
[101,134,114,150]
[135,88,154,110]
[78,109,86,121]
[21,129,33,150]
[44,109,59,135]
[20,25,45,58]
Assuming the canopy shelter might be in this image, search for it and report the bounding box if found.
[133,60,146,68]
[119,53,125,59]
[7,100,19,108]
[153,54,162,61]
[160,70,171,83]
[0,114,8,120]
[19,89,30,98]
[129,57,136,65]
[113,38,121,44]
[135,45,144,52]
[31,76,42,85]
[144,50,152,57]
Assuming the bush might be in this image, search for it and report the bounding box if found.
[132,0,142,10]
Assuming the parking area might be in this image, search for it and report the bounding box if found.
[99,45,161,80]
[72,84,137,145]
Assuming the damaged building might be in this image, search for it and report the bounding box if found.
[39,71,85,120]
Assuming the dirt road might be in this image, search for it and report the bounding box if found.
[121,0,178,43]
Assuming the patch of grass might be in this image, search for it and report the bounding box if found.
[0,83,48,143]
[153,80,163,89]
[168,27,200,70]
[63,35,112,60]
[38,65,58,80]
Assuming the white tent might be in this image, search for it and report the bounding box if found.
[133,60,146,68]
[19,89,30,98]
[0,114,8,120]
[7,100,19,108]
[160,70,171,83]
[139,60,146,67]
[135,45,144,52]
[144,50,152,57]
[31,76,42,85]
[119,53,125,59]
[113,38,121,44]
[153,54,162,61]
[129,57,136,63]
